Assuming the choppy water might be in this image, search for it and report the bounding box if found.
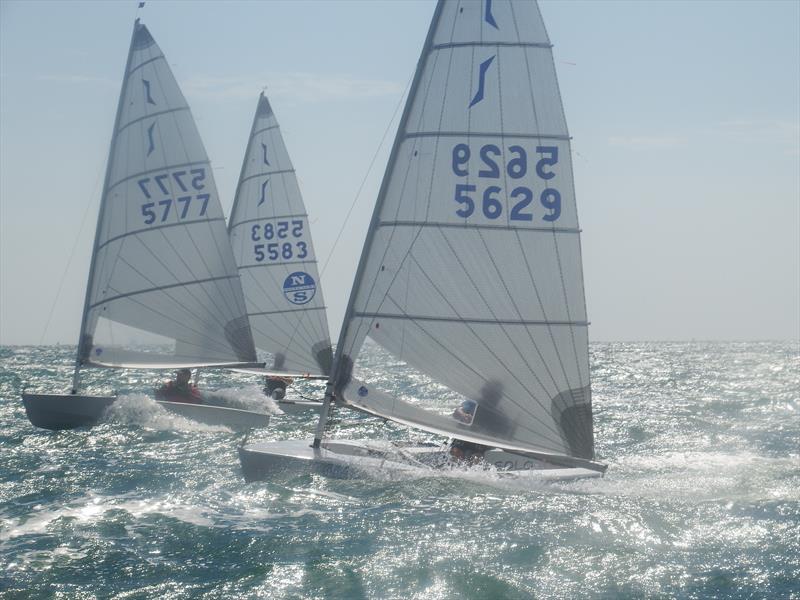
[1,342,798,599]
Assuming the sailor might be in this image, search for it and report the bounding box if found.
[264,375,294,400]
[155,368,203,404]
[449,380,513,462]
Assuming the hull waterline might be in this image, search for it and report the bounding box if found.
[239,438,605,483]
[22,393,270,431]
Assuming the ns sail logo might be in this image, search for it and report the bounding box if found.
[283,271,316,305]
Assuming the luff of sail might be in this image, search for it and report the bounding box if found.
[228,94,332,377]
[330,0,595,461]
[77,21,258,369]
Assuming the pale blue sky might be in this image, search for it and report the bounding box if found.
[1,0,798,345]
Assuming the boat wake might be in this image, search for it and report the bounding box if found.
[102,394,231,433]
[554,450,800,502]
[204,385,281,413]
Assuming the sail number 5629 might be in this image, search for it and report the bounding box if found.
[450,144,561,222]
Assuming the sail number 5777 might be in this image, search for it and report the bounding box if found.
[138,168,209,225]
[451,144,561,222]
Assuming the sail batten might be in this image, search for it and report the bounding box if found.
[127,54,165,75]
[118,106,190,131]
[228,93,332,376]
[328,0,595,461]
[377,220,579,233]
[431,41,552,50]
[97,217,226,251]
[88,274,241,310]
[107,160,210,192]
[231,213,308,229]
[354,312,587,326]
[404,131,569,140]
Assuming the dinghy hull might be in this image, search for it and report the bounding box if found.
[239,439,605,483]
[22,393,270,431]
[22,393,115,430]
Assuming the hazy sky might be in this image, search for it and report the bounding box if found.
[1,0,798,345]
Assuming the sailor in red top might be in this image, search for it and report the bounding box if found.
[155,368,203,404]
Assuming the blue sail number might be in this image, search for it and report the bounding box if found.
[251,219,308,263]
[138,168,209,224]
[450,144,562,222]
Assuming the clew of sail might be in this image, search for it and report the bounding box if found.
[78,20,257,369]
[228,93,333,377]
[330,0,595,461]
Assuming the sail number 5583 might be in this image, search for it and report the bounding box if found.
[251,219,308,263]
[451,144,561,222]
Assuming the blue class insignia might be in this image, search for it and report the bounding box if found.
[282,271,316,305]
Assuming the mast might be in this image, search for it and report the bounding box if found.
[71,20,141,394]
[313,0,446,447]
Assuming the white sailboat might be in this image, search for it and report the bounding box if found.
[22,20,270,431]
[227,93,333,414]
[240,0,606,480]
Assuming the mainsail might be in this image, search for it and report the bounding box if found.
[75,20,257,369]
[228,94,332,377]
[328,0,595,461]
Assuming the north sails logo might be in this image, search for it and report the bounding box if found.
[283,271,316,305]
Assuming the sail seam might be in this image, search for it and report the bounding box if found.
[239,169,295,186]
[405,131,570,140]
[96,218,225,252]
[117,107,189,135]
[88,275,239,310]
[378,220,579,233]
[230,214,308,229]
[107,160,208,193]
[251,124,280,138]
[127,55,164,75]
[431,41,552,50]
[355,312,587,326]
[238,260,315,270]
[249,307,327,317]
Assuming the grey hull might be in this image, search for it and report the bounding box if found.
[239,439,605,483]
[22,393,270,431]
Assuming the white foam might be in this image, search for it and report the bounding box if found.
[102,394,231,432]
[205,385,281,414]
[0,493,220,546]
[556,450,800,502]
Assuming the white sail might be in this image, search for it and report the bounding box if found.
[77,21,257,369]
[228,94,332,377]
[329,0,594,460]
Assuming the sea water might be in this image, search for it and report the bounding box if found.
[1,342,798,599]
